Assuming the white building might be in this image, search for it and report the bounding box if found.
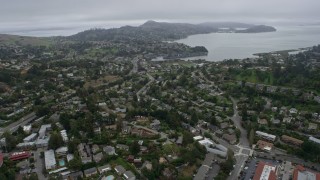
[193,136,204,141]
[256,131,276,142]
[23,133,37,142]
[39,124,52,138]
[198,138,214,147]
[45,150,57,170]
[309,136,320,145]
[35,137,49,147]
[60,130,69,142]
[23,125,32,134]
[56,146,68,156]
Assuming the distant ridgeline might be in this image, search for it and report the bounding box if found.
[69,21,277,42]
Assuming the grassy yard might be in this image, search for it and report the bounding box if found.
[235,69,274,85]
[180,165,197,178]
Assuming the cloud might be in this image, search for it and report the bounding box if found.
[0,0,319,36]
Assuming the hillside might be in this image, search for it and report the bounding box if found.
[0,34,52,46]
[69,21,276,42]
[235,25,276,33]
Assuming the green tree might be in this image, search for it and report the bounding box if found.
[130,141,140,155]
[48,131,64,150]
[68,157,82,170]
[2,131,17,152]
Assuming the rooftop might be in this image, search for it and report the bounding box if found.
[253,162,276,180]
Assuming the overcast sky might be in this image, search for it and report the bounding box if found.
[1,0,319,36]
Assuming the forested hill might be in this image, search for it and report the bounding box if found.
[68,20,276,42]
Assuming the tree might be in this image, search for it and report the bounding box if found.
[68,157,82,170]
[130,141,140,155]
[2,131,17,152]
[48,131,64,150]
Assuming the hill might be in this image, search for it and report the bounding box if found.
[0,34,52,46]
[69,21,276,42]
[235,25,276,33]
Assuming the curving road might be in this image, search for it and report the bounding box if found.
[230,97,250,148]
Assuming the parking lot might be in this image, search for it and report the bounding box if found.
[240,157,281,180]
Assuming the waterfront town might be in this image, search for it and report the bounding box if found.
[0,30,320,180]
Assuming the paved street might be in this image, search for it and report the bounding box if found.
[33,148,47,180]
[230,97,249,148]
[227,97,252,180]
[137,73,155,101]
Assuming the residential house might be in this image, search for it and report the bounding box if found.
[116,144,129,151]
[289,108,298,115]
[220,122,229,129]
[55,146,68,156]
[77,143,92,164]
[98,164,111,174]
[222,134,237,144]
[123,170,136,180]
[114,165,126,175]
[62,171,83,180]
[93,152,103,163]
[84,167,97,177]
[92,144,100,154]
[256,140,273,152]
[103,146,116,155]
[283,117,292,123]
[258,119,268,125]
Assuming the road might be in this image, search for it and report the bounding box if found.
[137,73,155,101]
[193,72,252,179]
[33,148,47,180]
[227,97,251,180]
[0,112,37,136]
[230,97,250,148]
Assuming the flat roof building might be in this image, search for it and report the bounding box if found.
[198,138,214,147]
[60,130,68,142]
[23,133,37,142]
[9,151,31,161]
[193,136,204,141]
[253,162,277,180]
[45,149,56,170]
[256,131,276,142]
[39,124,51,138]
[293,165,320,180]
[309,136,320,145]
